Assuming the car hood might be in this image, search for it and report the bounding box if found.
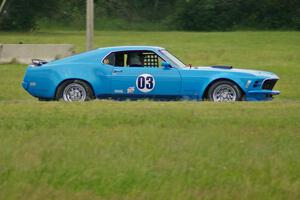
[184,66,279,79]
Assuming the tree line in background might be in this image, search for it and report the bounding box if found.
[0,0,299,31]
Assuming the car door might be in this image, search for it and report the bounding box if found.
[106,50,181,97]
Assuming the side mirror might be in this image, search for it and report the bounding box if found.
[161,62,171,69]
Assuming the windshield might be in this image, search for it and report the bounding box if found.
[160,50,186,68]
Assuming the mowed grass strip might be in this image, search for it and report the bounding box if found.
[0,31,299,199]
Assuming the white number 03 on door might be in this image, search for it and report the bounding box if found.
[136,74,155,93]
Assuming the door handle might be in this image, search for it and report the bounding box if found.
[113,69,123,73]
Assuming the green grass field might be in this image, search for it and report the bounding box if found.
[0,31,299,200]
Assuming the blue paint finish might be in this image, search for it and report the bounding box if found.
[110,66,181,96]
[22,46,280,101]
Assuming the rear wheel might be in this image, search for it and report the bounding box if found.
[56,80,94,102]
[207,80,242,102]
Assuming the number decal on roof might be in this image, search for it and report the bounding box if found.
[136,74,155,93]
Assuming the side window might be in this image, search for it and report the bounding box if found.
[103,51,165,68]
[103,52,125,66]
[104,53,115,66]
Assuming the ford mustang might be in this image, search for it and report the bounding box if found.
[22,46,280,102]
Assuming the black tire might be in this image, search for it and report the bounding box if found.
[56,80,94,102]
[207,80,243,102]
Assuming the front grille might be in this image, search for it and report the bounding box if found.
[262,79,278,90]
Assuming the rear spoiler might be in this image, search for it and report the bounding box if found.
[32,59,48,66]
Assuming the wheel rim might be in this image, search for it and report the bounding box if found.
[63,83,86,102]
[212,84,237,102]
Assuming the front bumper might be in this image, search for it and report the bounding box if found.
[246,90,280,101]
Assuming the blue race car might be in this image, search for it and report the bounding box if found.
[22,46,280,102]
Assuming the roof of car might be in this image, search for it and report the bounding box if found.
[98,46,164,51]
[47,46,165,65]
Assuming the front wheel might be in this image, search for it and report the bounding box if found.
[207,80,243,102]
[56,80,94,102]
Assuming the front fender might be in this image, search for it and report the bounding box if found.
[198,74,248,99]
[179,70,248,100]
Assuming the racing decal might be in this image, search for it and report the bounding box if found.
[114,89,124,94]
[136,74,155,93]
[127,87,135,94]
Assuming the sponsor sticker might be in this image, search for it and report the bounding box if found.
[114,89,124,94]
[127,87,135,94]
